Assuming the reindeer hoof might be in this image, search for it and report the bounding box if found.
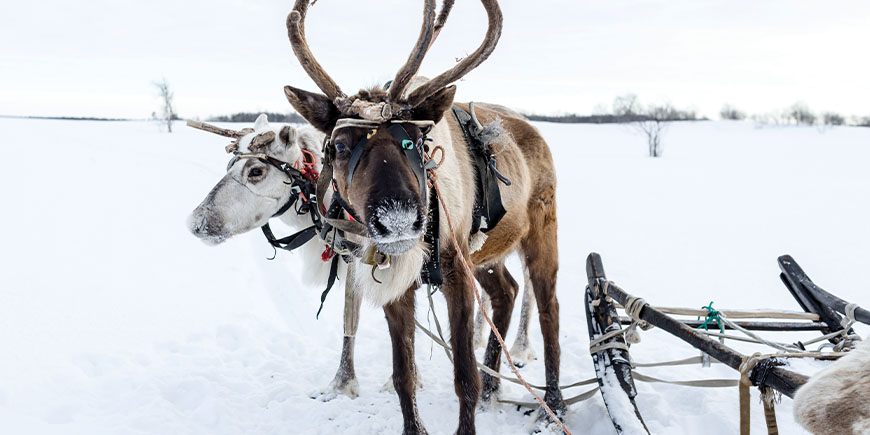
[310,376,359,401]
[381,376,395,392]
[534,393,567,427]
[478,390,501,412]
[479,373,502,410]
[508,342,537,368]
[382,373,425,392]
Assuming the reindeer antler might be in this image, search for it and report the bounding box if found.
[433,0,454,38]
[186,120,254,153]
[186,120,248,138]
[286,0,499,119]
[287,0,347,107]
[387,0,437,103]
[406,0,502,108]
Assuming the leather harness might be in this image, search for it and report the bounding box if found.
[251,105,510,315]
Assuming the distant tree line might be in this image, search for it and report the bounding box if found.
[523,94,869,129]
[3,115,129,121]
[722,102,869,127]
[207,112,306,123]
[524,94,702,124]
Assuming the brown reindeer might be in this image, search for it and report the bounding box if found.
[283,0,564,433]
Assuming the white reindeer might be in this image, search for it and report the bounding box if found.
[187,114,358,399]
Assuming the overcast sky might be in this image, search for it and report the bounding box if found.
[2,0,868,119]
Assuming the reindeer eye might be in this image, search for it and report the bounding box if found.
[249,168,264,177]
[334,141,348,154]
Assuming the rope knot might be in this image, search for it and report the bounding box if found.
[623,295,651,344]
[698,301,725,334]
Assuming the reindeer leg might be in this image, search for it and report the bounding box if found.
[442,247,481,435]
[330,265,361,397]
[384,288,427,435]
[472,291,492,350]
[474,261,518,406]
[508,261,537,367]
[521,186,566,421]
[314,264,361,401]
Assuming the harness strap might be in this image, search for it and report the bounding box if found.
[387,124,428,209]
[316,255,341,318]
[316,163,333,215]
[261,223,318,252]
[420,186,442,286]
[272,191,299,218]
[451,105,508,234]
[344,134,368,200]
[231,153,323,258]
[330,182,364,224]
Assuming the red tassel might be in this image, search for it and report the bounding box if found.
[321,246,334,262]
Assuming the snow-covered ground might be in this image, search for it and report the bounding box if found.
[1,117,868,434]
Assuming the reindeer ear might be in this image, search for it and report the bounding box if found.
[284,85,340,133]
[254,113,269,131]
[411,85,456,124]
[279,125,295,146]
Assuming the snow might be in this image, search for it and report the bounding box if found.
[1,117,869,434]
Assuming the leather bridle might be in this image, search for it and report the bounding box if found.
[327,118,436,221]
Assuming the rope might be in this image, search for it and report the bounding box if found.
[698,302,725,334]
[736,351,849,435]
[588,327,631,354]
[426,287,453,363]
[612,303,820,321]
[699,331,797,347]
[588,282,649,351]
[843,303,859,329]
[689,301,864,352]
[738,352,763,435]
[715,312,804,352]
[763,303,863,351]
[623,294,652,344]
[762,399,779,435]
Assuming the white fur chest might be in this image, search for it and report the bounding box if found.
[350,241,425,307]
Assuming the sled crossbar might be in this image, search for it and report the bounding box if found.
[616,317,826,331]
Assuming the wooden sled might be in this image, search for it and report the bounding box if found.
[585,252,867,434]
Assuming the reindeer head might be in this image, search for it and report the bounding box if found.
[188,114,324,245]
[282,0,501,255]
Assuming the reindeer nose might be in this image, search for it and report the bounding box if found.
[187,210,208,236]
[369,199,425,239]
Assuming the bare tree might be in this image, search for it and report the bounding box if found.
[633,104,673,157]
[153,78,176,132]
[822,112,845,126]
[720,104,745,120]
[787,101,815,125]
[613,93,639,119]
